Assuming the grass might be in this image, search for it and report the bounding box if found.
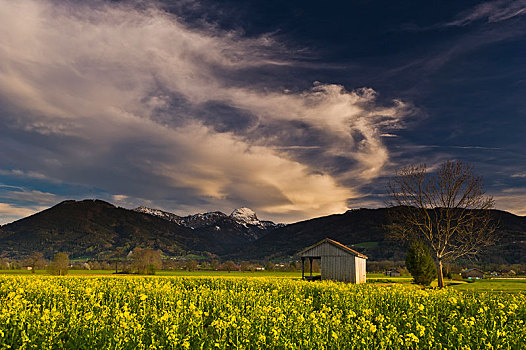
[351,241,379,248]
[366,273,413,284]
[450,278,526,293]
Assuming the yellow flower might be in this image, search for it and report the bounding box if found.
[416,323,425,337]
[405,333,419,343]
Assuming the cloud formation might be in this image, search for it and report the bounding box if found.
[0,203,48,225]
[494,188,526,216]
[447,0,526,26]
[0,0,412,222]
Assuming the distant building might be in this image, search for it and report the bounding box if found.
[388,270,401,277]
[460,268,484,279]
[299,238,367,284]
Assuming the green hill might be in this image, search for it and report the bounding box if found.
[236,208,526,264]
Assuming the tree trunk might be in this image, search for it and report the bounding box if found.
[436,258,444,288]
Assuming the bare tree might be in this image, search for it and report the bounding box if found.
[110,247,127,273]
[48,253,69,276]
[130,247,162,274]
[24,252,46,273]
[387,160,496,288]
[220,260,238,272]
[185,259,198,272]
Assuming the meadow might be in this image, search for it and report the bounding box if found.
[0,275,525,349]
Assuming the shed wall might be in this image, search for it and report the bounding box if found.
[355,257,366,283]
[321,256,356,283]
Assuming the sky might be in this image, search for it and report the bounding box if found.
[0,0,525,224]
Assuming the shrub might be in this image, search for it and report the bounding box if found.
[406,240,437,286]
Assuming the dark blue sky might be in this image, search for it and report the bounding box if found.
[0,0,525,223]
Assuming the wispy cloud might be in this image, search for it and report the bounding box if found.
[0,169,52,181]
[493,188,526,216]
[0,186,63,224]
[2,189,61,205]
[0,0,413,222]
[447,0,526,26]
[0,203,48,225]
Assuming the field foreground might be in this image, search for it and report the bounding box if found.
[0,276,525,349]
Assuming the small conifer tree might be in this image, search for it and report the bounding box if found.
[405,240,437,286]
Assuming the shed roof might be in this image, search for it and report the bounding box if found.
[299,238,368,259]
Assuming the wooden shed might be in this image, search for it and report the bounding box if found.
[299,238,368,284]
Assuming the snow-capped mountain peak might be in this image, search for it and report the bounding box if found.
[134,206,182,223]
[230,207,259,225]
[135,206,281,240]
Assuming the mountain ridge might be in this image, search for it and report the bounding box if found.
[0,199,525,264]
[0,200,277,258]
[134,206,280,231]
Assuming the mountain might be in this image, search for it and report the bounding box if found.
[230,207,280,229]
[0,200,191,258]
[0,200,277,259]
[235,208,393,260]
[134,206,280,240]
[1,200,525,264]
[235,208,526,264]
[134,207,183,223]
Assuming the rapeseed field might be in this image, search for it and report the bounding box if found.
[0,276,524,349]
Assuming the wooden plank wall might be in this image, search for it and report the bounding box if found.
[321,256,356,283]
[355,256,367,283]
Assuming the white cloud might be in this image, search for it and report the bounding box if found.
[0,0,412,221]
[2,189,60,205]
[112,194,129,202]
[0,169,51,181]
